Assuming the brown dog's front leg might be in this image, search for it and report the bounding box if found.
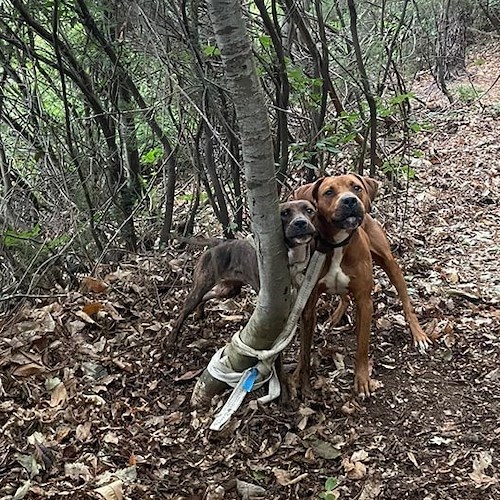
[381,256,429,349]
[352,291,375,397]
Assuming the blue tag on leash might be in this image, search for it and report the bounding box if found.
[242,367,258,392]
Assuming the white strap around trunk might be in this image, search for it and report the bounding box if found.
[208,250,326,431]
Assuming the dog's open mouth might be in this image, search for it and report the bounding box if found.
[285,233,313,248]
[333,214,363,230]
[288,234,313,246]
[342,215,362,230]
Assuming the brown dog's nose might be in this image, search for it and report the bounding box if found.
[341,195,359,208]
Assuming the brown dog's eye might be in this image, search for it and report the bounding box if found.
[306,208,315,214]
[281,209,290,218]
[353,185,362,192]
[324,188,335,197]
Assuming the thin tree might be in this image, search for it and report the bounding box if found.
[191,0,292,407]
[436,0,471,98]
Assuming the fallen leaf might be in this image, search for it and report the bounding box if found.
[351,450,368,462]
[81,277,108,294]
[236,479,266,499]
[342,457,367,480]
[50,382,68,407]
[358,479,382,500]
[305,438,342,460]
[94,480,123,500]
[82,394,106,406]
[12,480,31,500]
[103,432,119,444]
[12,363,47,377]
[67,320,86,334]
[341,400,360,415]
[444,268,460,283]
[74,310,97,324]
[469,451,498,487]
[272,468,308,486]
[95,466,137,485]
[64,462,92,481]
[83,302,104,316]
[174,368,204,382]
[430,436,452,446]
[407,451,419,468]
[39,312,56,333]
[76,421,92,442]
[15,453,40,478]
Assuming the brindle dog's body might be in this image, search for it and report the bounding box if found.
[167,200,317,346]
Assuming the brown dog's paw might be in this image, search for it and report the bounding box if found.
[412,327,432,352]
[354,374,382,398]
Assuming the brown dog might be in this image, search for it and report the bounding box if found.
[167,200,317,346]
[292,174,430,397]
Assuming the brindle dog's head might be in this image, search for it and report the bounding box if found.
[279,200,317,248]
[293,174,378,232]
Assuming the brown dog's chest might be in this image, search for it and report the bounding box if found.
[319,248,350,294]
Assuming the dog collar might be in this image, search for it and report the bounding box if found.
[317,229,357,253]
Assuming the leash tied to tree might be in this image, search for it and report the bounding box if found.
[208,250,326,431]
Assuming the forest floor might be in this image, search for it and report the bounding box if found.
[1,45,500,500]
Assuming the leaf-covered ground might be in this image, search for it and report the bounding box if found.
[1,48,500,499]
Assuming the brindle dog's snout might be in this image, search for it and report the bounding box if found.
[292,217,308,229]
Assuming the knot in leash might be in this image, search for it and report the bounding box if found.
[207,250,326,430]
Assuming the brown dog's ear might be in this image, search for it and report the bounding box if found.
[291,178,322,203]
[362,177,378,202]
[353,174,378,199]
[289,184,310,201]
[291,177,326,205]
[311,177,325,202]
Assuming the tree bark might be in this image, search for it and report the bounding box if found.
[347,0,378,176]
[436,0,471,82]
[191,0,292,407]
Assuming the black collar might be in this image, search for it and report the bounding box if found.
[317,229,357,254]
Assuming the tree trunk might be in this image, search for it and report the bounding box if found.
[347,0,378,176]
[191,0,292,407]
[436,0,470,82]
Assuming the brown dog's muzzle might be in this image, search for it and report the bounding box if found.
[330,194,365,231]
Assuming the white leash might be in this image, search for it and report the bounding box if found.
[208,250,326,431]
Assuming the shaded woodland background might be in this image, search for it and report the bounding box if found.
[1,0,497,307]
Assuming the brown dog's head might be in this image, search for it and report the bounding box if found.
[292,174,378,232]
[279,200,317,248]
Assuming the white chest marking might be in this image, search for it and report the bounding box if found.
[319,247,350,294]
[288,245,310,288]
